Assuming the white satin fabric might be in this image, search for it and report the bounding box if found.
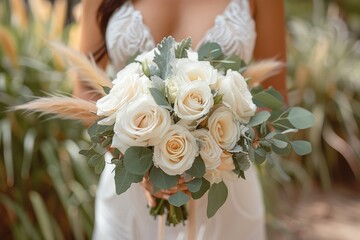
[94,0,265,239]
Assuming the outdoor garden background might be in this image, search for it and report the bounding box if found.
[1,0,360,239]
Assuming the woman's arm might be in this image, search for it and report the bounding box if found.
[74,0,108,100]
[250,0,287,99]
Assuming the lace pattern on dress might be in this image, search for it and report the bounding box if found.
[106,0,256,70]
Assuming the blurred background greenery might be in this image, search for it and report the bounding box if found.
[1,0,359,239]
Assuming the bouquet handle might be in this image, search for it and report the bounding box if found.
[157,199,196,240]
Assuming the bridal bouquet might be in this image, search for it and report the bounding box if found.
[16,37,314,226]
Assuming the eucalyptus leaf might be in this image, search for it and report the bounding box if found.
[191,178,210,199]
[207,181,228,218]
[213,55,244,71]
[248,111,271,126]
[149,88,173,110]
[254,148,267,165]
[168,191,190,207]
[94,159,105,174]
[233,153,251,171]
[271,134,291,155]
[124,146,153,175]
[153,36,175,79]
[290,140,312,155]
[114,166,143,195]
[186,156,206,178]
[253,91,283,110]
[187,178,202,193]
[88,154,103,167]
[198,42,223,60]
[288,107,315,129]
[149,167,178,189]
[271,139,288,149]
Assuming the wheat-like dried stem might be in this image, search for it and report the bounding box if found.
[244,60,284,87]
[13,96,98,125]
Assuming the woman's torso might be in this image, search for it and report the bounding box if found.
[105,0,257,70]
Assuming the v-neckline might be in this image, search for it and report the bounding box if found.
[128,0,235,50]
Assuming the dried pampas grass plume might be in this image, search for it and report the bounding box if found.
[244,60,284,87]
[13,96,98,125]
[49,41,112,95]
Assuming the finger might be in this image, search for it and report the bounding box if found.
[153,192,170,200]
[144,189,156,207]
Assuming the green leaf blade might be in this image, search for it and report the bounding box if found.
[153,36,175,79]
[114,166,143,195]
[124,146,153,175]
[207,181,228,218]
[149,88,173,110]
[168,191,190,207]
[186,156,206,178]
[191,178,210,199]
[288,107,315,129]
[290,140,312,155]
[248,111,271,126]
[175,38,192,58]
[149,167,178,189]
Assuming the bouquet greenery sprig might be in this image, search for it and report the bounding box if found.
[15,37,314,226]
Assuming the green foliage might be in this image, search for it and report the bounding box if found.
[198,42,245,71]
[191,178,210,199]
[114,165,143,195]
[186,156,206,178]
[168,191,190,207]
[207,181,228,218]
[124,146,153,175]
[149,87,173,110]
[149,167,178,189]
[153,36,175,79]
[175,38,192,58]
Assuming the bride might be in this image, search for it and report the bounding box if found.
[75,0,286,239]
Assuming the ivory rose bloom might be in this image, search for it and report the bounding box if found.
[204,151,238,184]
[174,81,214,121]
[96,73,151,125]
[153,125,198,175]
[208,106,241,150]
[192,129,222,170]
[173,58,217,86]
[112,62,143,84]
[111,95,171,153]
[219,69,256,123]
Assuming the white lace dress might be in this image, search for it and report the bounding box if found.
[93,0,266,239]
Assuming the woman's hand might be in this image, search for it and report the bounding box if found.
[141,175,189,207]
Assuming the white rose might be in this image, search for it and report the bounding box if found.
[135,48,156,65]
[192,129,222,170]
[112,62,143,84]
[204,151,237,184]
[111,95,171,153]
[96,74,151,125]
[186,49,198,61]
[208,106,241,150]
[153,125,198,175]
[219,70,256,123]
[173,58,217,87]
[174,80,214,121]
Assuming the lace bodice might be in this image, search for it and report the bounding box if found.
[106,0,256,71]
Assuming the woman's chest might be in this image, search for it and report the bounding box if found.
[106,0,256,70]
